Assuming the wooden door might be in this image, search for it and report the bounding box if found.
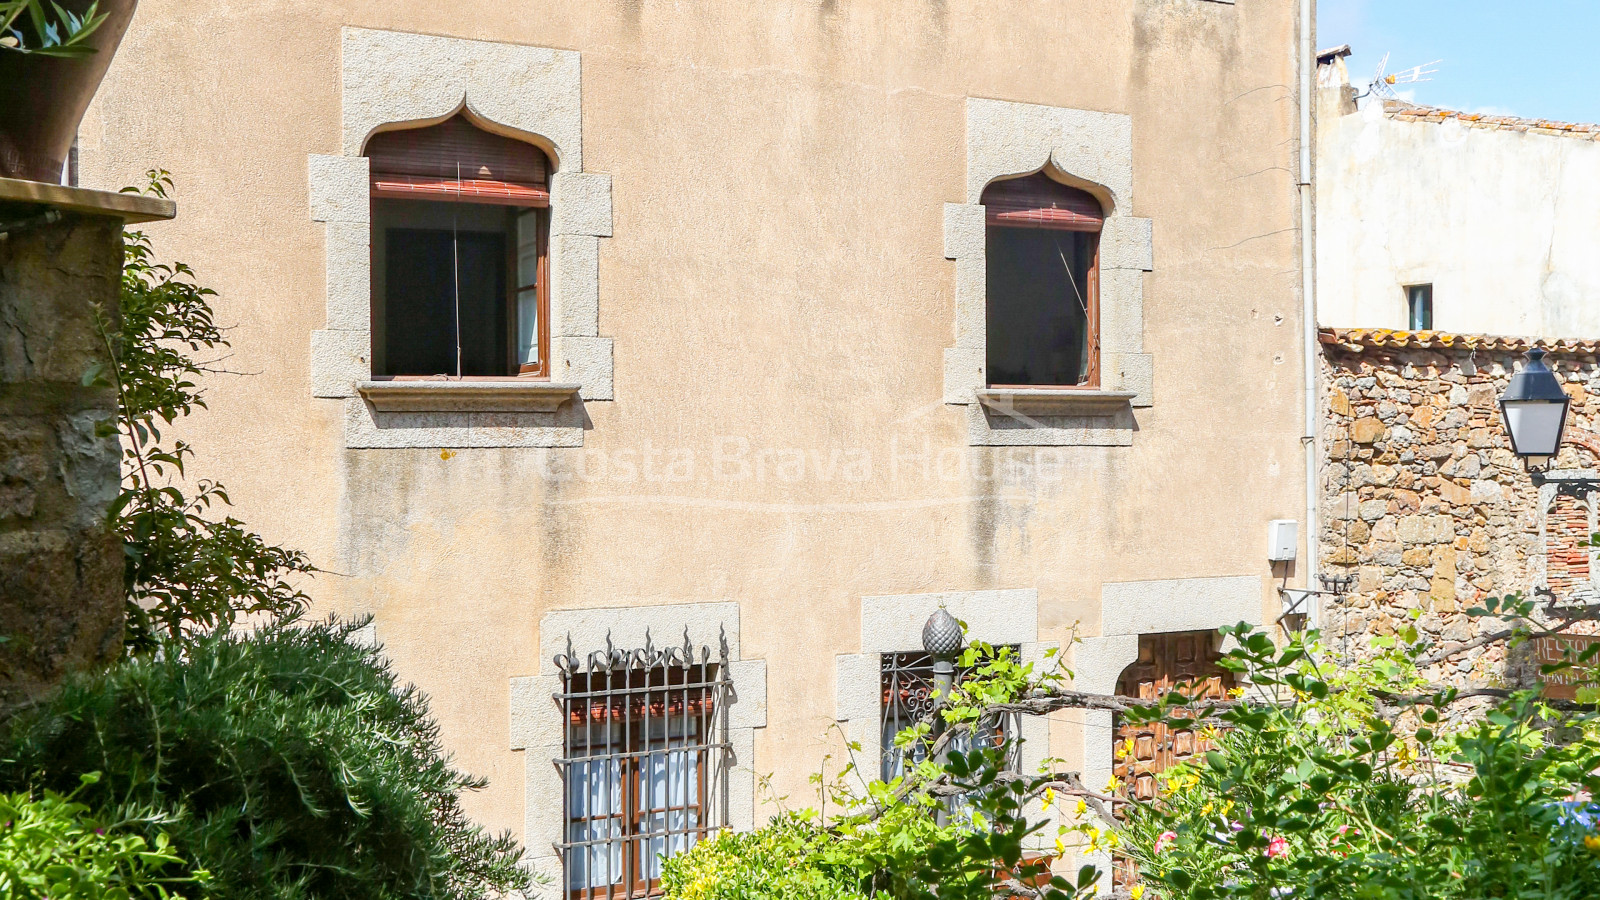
[1111,631,1234,887]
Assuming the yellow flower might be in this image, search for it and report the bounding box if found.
[1229,687,1245,699]
[1056,836,1067,856]
[1043,787,1056,806]
[1130,886,1146,900]
[1075,799,1088,816]
[1585,834,1600,853]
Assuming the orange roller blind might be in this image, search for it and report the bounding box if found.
[366,114,550,207]
[982,173,1104,232]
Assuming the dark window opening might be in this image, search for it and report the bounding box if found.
[981,173,1103,388]
[365,114,549,379]
[986,228,1097,386]
[1407,283,1433,331]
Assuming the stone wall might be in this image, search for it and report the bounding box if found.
[1319,329,1600,687]
[0,208,125,704]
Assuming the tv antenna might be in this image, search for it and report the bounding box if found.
[1355,52,1442,102]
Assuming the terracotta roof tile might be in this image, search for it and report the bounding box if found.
[1319,328,1600,355]
[1383,100,1600,140]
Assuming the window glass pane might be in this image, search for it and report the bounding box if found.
[986,228,1094,386]
[517,211,542,367]
[1407,284,1433,331]
[518,290,540,368]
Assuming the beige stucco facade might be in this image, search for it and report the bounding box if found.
[79,0,1309,877]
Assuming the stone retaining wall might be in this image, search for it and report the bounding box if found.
[0,210,125,704]
[1319,334,1600,686]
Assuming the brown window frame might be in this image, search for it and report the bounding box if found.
[365,115,552,381]
[981,174,1104,391]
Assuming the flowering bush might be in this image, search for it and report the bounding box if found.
[666,598,1600,900]
[662,643,1102,900]
[1107,619,1600,898]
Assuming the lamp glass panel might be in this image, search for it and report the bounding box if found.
[1504,400,1566,457]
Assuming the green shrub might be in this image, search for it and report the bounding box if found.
[661,815,867,900]
[0,774,197,899]
[0,618,529,900]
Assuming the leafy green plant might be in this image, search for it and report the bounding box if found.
[0,773,198,899]
[1107,620,1600,898]
[95,172,314,652]
[0,0,107,55]
[661,815,866,900]
[663,640,1101,900]
[669,601,1600,900]
[0,617,531,900]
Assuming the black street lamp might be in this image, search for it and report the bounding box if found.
[1500,348,1576,485]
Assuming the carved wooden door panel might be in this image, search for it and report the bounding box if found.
[1111,631,1234,887]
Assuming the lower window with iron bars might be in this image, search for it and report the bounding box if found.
[555,638,733,900]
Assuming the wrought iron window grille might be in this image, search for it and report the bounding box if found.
[879,648,1023,784]
[554,630,733,900]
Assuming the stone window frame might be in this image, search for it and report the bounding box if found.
[308,27,613,449]
[510,603,766,895]
[834,590,1057,836]
[1072,575,1262,878]
[943,99,1154,447]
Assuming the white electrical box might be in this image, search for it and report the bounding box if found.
[1267,519,1298,562]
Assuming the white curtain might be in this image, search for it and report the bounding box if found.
[568,723,703,891]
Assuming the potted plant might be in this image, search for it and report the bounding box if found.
[0,0,139,184]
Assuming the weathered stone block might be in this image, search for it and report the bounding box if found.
[1398,514,1454,545]
[1352,417,1386,444]
[1401,547,1431,566]
[1329,387,1351,416]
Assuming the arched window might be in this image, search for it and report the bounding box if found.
[365,114,552,378]
[981,173,1103,388]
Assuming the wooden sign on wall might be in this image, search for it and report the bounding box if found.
[1534,634,1600,701]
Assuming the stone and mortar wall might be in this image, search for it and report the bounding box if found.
[1319,333,1600,686]
[0,210,124,703]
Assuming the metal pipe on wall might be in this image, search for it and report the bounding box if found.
[1300,0,1320,626]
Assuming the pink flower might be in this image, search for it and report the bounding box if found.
[1265,835,1289,859]
[1154,831,1177,854]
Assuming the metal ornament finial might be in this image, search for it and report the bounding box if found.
[922,607,964,661]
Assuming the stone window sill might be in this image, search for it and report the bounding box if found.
[976,388,1136,417]
[357,380,581,413]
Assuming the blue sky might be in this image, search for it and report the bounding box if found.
[1318,0,1600,124]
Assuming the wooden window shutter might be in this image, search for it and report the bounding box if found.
[366,114,550,207]
[981,173,1104,232]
